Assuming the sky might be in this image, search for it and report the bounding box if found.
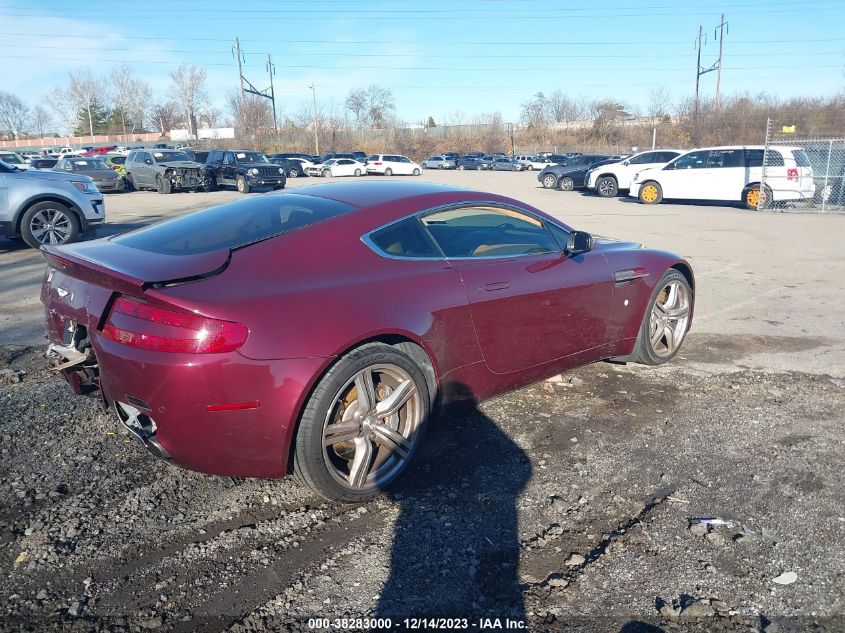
[2,0,844,131]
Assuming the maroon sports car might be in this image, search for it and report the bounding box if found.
[42,181,694,502]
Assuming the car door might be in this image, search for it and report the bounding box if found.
[222,152,236,184]
[399,156,415,174]
[704,148,746,200]
[658,150,710,199]
[419,205,613,374]
[334,159,354,176]
[134,152,152,186]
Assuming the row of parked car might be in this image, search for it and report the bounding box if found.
[535,145,817,209]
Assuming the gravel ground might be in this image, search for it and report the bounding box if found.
[1,335,843,632]
[1,172,844,631]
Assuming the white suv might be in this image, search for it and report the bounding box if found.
[365,154,422,176]
[629,146,815,208]
[586,149,682,197]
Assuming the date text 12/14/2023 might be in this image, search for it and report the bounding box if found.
[307,617,527,629]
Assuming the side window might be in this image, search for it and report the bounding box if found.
[792,149,811,167]
[745,149,764,167]
[657,151,680,163]
[400,156,411,163]
[766,150,785,167]
[628,153,654,165]
[420,206,559,258]
[672,151,709,169]
[707,149,743,168]
[369,217,441,258]
[224,152,235,166]
[126,151,136,163]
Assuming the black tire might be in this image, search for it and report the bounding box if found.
[384,167,393,176]
[288,167,300,178]
[559,176,575,191]
[638,180,663,204]
[126,173,138,191]
[439,163,445,169]
[458,165,465,171]
[742,183,771,210]
[20,202,80,248]
[527,165,534,171]
[628,269,693,366]
[156,175,172,195]
[596,176,618,198]
[413,168,421,176]
[541,173,557,189]
[236,175,250,193]
[354,168,362,176]
[292,344,431,502]
[205,175,217,192]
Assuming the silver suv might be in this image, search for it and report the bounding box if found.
[0,159,105,248]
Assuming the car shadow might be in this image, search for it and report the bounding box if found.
[376,398,532,622]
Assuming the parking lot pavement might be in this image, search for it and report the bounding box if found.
[1,171,844,630]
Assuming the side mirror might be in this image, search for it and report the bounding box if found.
[622,160,630,166]
[566,231,594,256]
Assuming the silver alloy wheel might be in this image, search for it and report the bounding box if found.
[560,177,574,191]
[542,174,556,188]
[598,178,616,196]
[322,363,422,491]
[29,207,73,245]
[649,280,691,357]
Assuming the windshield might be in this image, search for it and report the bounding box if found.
[234,152,269,164]
[70,159,108,171]
[0,159,20,172]
[0,153,24,165]
[154,151,191,163]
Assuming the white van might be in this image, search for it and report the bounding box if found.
[629,145,815,208]
[365,154,422,176]
[586,149,683,197]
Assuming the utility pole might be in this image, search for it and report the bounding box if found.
[309,83,319,155]
[267,54,278,133]
[715,14,728,108]
[233,37,245,102]
[693,24,719,144]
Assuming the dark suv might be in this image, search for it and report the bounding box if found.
[206,150,286,194]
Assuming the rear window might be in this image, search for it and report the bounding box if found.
[369,217,440,258]
[792,149,811,167]
[113,193,355,255]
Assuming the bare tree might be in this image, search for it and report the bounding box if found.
[546,91,580,124]
[170,63,208,139]
[110,64,151,134]
[648,86,671,123]
[200,107,223,128]
[519,92,549,127]
[0,92,30,139]
[226,91,272,140]
[344,84,395,129]
[46,87,76,137]
[150,101,181,135]
[30,103,51,138]
[67,68,101,137]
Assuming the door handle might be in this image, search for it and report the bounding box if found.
[483,281,510,291]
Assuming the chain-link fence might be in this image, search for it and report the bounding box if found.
[760,119,845,213]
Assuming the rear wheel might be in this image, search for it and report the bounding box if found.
[597,176,618,197]
[126,173,138,190]
[236,175,250,193]
[288,167,300,178]
[354,168,362,176]
[742,183,771,209]
[156,175,172,195]
[629,270,692,365]
[322,169,332,178]
[559,176,574,191]
[205,175,217,192]
[638,181,663,204]
[384,168,393,176]
[292,344,430,502]
[20,202,79,248]
[542,173,557,189]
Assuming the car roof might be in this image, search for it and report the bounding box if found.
[285,181,472,208]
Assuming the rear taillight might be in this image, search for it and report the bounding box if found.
[101,297,248,354]
[374,161,382,165]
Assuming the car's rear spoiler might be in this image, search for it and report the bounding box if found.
[41,242,231,297]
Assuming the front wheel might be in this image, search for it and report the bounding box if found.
[292,344,431,502]
[236,175,250,193]
[412,168,421,176]
[638,181,663,204]
[384,168,393,176]
[156,175,172,195]
[20,202,79,248]
[322,170,332,178]
[559,176,574,191]
[541,173,557,189]
[527,165,534,171]
[596,176,618,197]
[354,168,362,176]
[629,270,692,365]
[288,168,300,178]
[457,165,465,171]
[205,175,217,192]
